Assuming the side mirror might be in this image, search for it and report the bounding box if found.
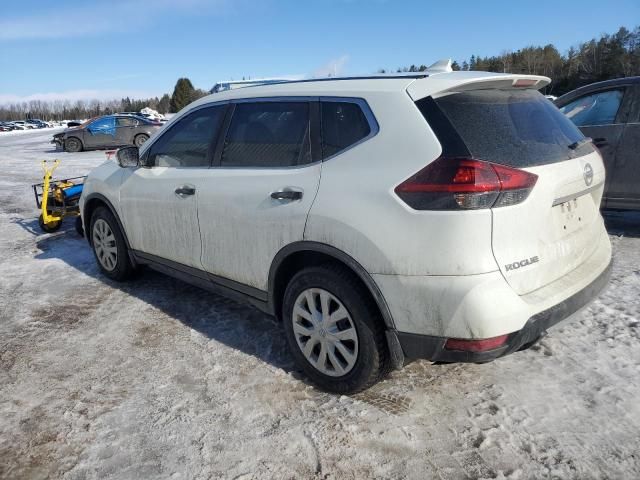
[116,146,140,168]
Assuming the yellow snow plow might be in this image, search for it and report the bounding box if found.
[32,160,86,234]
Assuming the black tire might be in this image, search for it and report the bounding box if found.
[282,264,390,394]
[74,216,84,237]
[89,206,134,281]
[64,137,83,153]
[134,134,149,147]
[38,213,62,233]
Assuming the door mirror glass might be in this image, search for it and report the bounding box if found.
[116,146,140,168]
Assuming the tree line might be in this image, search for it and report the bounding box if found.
[0,78,208,122]
[385,25,639,96]
[1,25,638,121]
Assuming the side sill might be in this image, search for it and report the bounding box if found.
[131,250,272,315]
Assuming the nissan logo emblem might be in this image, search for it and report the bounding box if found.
[583,163,594,186]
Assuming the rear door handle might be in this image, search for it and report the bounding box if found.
[271,189,303,201]
[175,185,196,197]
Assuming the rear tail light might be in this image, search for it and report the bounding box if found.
[394,157,538,210]
[445,334,509,352]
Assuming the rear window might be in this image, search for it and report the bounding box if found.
[417,89,593,168]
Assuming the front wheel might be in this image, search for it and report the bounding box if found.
[282,265,390,394]
[64,137,83,153]
[90,207,134,281]
[134,134,149,147]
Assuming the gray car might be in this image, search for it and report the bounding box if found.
[555,77,640,210]
[52,115,162,153]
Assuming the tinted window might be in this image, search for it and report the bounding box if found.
[149,106,225,167]
[88,116,116,136]
[420,89,593,168]
[116,116,138,127]
[321,101,371,158]
[221,102,310,167]
[559,89,624,126]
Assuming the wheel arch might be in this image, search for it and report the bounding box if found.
[268,241,396,330]
[82,193,132,252]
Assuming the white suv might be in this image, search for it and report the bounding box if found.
[80,68,612,393]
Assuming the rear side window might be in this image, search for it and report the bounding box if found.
[221,102,311,167]
[321,101,371,158]
[418,89,593,168]
[559,89,624,126]
[116,117,138,127]
[149,105,225,167]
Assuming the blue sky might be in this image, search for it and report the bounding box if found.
[0,0,638,103]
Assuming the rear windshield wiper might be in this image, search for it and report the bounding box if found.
[568,137,592,150]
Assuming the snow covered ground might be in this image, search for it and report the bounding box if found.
[0,129,639,479]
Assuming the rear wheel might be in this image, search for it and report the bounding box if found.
[64,137,83,153]
[134,134,149,147]
[282,264,389,394]
[90,207,134,281]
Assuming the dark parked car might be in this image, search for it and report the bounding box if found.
[555,77,640,210]
[26,119,49,128]
[52,115,162,152]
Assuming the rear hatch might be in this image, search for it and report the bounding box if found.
[423,86,605,295]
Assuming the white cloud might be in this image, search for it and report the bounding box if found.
[313,55,350,78]
[0,89,160,105]
[0,0,222,40]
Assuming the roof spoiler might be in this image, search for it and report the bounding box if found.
[407,73,551,101]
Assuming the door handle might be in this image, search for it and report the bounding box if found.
[593,137,608,147]
[271,189,303,201]
[175,185,196,197]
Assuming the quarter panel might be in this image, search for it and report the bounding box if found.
[305,91,497,276]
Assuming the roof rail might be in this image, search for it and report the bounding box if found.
[208,59,454,93]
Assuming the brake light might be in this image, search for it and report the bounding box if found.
[445,335,509,352]
[394,157,537,210]
[513,78,538,88]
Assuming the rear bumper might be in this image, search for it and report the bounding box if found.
[396,258,612,362]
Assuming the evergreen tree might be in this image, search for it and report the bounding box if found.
[170,78,196,113]
[191,89,209,102]
[158,94,171,114]
[469,55,477,70]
